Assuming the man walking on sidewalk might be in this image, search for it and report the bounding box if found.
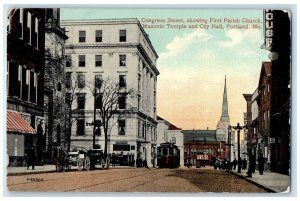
[258,154,264,175]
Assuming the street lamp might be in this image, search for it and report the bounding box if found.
[228,123,246,173]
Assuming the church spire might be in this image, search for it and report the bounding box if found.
[220,75,229,122]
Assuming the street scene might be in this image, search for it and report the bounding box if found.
[5,7,291,194]
[7,167,269,192]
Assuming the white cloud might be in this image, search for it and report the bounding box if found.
[218,29,262,48]
[218,29,243,48]
[159,29,213,61]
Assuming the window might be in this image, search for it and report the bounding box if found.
[57,82,62,92]
[95,30,102,42]
[162,148,168,156]
[119,94,126,109]
[118,120,126,135]
[95,75,102,88]
[77,94,85,109]
[95,93,102,109]
[31,16,38,48]
[66,72,71,88]
[119,55,126,66]
[77,119,85,136]
[172,137,176,144]
[79,31,86,42]
[24,11,31,44]
[77,74,85,88]
[78,55,85,67]
[119,75,126,88]
[18,9,23,38]
[138,74,141,92]
[113,144,130,151]
[66,55,71,67]
[138,120,141,137]
[119,30,126,42]
[95,55,102,67]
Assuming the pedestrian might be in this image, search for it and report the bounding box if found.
[232,158,237,170]
[143,159,150,170]
[238,157,242,171]
[247,155,255,178]
[242,158,247,170]
[258,154,264,175]
[111,153,116,167]
[26,146,36,170]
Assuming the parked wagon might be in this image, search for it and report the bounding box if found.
[87,148,110,169]
[65,147,91,171]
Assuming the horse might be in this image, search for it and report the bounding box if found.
[51,146,67,172]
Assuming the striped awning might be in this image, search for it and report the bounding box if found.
[7,111,36,134]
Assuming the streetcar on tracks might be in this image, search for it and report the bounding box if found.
[157,142,180,168]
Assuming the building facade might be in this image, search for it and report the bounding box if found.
[183,129,219,167]
[60,19,159,165]
[7,8,45,166]
[44,9,68,156]
[157,116,184,167]
[258,61,272,170]
[263,10,290,175]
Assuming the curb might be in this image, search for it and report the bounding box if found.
[7,170,56,177]
[229,170,277,193]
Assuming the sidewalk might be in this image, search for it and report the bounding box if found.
[6,165,138,176]
[229,169,290,193]
[6,165,58,176]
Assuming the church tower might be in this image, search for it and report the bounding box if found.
[216,76,230,143]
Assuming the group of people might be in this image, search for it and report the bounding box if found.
[213,155,265,175]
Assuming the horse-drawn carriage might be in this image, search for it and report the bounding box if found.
[52,146,109,172]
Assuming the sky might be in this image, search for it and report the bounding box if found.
[61,8,270,131]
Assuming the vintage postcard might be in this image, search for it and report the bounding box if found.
[5,7,292,194]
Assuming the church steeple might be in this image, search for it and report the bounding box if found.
[220,76,229,122]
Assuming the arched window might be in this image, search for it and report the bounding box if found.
[57,82,62,92]
[57,124,61,145]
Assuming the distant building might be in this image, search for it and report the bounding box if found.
[7,9,45,166]
[183,129,218,167]
[216,76,231,160]
[61,19,159,165]
[243,94,253,162]
[157,116,184,167]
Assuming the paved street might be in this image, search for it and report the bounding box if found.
[7,167,267,193]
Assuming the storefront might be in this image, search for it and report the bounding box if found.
[7,110,36,166]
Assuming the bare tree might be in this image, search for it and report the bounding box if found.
[86,76,134,157]
[65,72,85,151]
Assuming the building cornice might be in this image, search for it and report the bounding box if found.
[61,18,158,58]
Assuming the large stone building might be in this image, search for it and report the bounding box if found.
[6,9,45,165]
[157,116,184,167]
[60,19,159,165]
[44,9,68,155]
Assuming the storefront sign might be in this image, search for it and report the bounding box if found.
[265,10,274,49]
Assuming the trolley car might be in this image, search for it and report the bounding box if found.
[157,142,180,168]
